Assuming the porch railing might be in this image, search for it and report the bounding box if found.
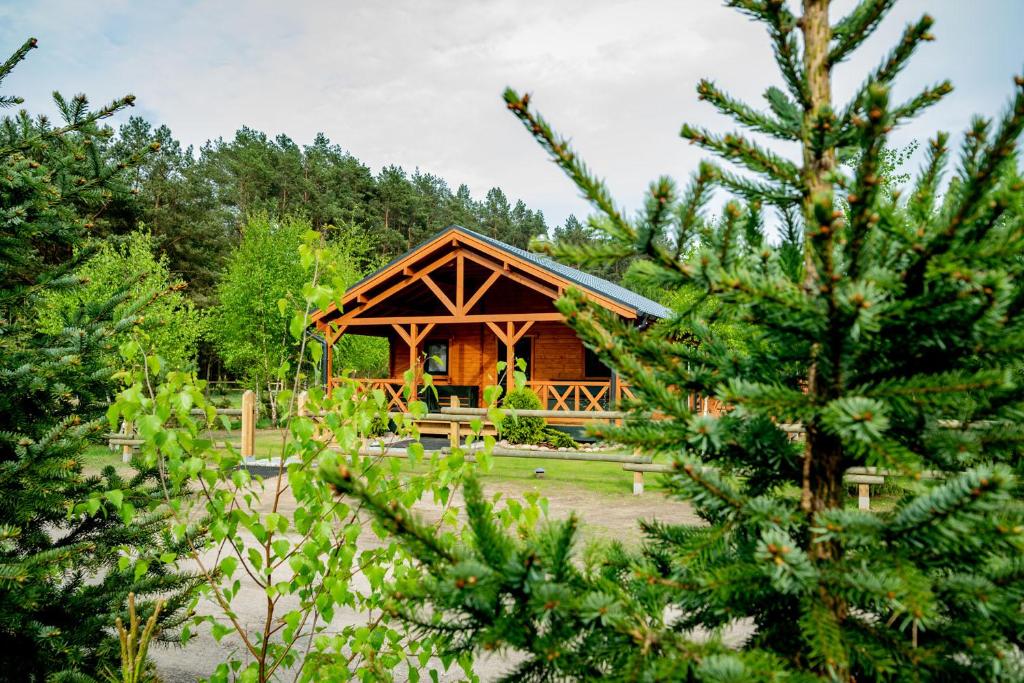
[527,380,613,412]
[336,378,410,412]
[336,377,710,416]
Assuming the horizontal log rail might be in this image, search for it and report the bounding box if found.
[438,406,627,420]
[111,390,258,463]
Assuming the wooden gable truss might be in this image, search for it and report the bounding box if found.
[312,229,639,399]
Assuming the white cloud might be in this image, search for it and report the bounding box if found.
[2,0,1021,231]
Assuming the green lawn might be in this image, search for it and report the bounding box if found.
[83,429,912,511]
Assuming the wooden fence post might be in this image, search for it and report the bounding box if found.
[449,395,461,450]
[121,419,134,464]
[241,390,256,459]
[632,447,644,495]
[858,483,870,511]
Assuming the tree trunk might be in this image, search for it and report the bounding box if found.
[799,2,851,678]
[800,0,843,518]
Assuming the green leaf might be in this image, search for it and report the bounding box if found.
[220,556,238,578]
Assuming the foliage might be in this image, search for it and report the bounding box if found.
[107,230,521,682]
[108,116,234,308]
[329,2,1024,681]
[210,213,308,412]
[500,388,576,448]
[211,214,388,415]
[103,124,551,307]
[0,38,201,680]
[38,230,204,371]
[499,387,545,444]
[547,213,638,283]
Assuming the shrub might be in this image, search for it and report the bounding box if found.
[499,387,545,445]
[499,388,577,448]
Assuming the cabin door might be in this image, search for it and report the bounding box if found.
[496,337,533,387]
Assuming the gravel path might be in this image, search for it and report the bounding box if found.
[151,470,704,681]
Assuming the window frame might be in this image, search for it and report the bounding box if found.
[422,338,450,376]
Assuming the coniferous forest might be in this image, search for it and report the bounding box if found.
[3,1,1024,681]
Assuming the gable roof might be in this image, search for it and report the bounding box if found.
[347,225,671,320]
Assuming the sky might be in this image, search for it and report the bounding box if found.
[2,0,1022,231]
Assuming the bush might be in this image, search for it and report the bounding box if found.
[499,388,577,448]
[367,413,390,438]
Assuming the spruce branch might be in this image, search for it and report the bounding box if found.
[681,125,801,187]
[503,89,635,243]
[830,1,898,66]
[696,79,798,141]
[726,0,808,106]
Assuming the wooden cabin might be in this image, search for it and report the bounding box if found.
[310,226,674,416]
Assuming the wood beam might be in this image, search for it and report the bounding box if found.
[511,320,534,344]
[456,253,465,314]
[462,270,501,314]
[347,312,564,326]
[505,321,515,392]
[312,227,639,325]
[413,322,436,346]
[391,323,414,347]
[460,249,560,300]
[328,324,347,345]
[421,274,458,315]
[409,322,418,401]
[485,321,508,343]
[339,251,458,323]
[332,230,460,309]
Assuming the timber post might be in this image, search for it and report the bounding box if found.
[858,484,870,511]
[121,420,134,463]
[410,322,419,402]
[632,447,644,495]
[449,395,461,449]
[241,390,256,459]
[506,321,515,393]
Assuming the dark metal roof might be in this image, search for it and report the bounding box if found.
[350,225,671,320]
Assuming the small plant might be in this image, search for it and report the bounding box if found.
[105,593,163,683]
[500,387,578,448]
[499,387,545,444]
[367,412,390,438]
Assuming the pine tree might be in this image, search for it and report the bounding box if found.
[0,39,200,679]
[327,2,1024,680]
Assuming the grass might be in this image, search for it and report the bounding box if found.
[478,456,655,498]
[82,443,131,475]
[83,426,916,511]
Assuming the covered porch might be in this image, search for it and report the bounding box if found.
[311,226,678,419]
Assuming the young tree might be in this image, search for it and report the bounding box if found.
[211,214,385,418]
[108,228,491,682]
[328,2,1024,680]
[0,39,200,679]
[211,213,310,420]
[37,230,204,371]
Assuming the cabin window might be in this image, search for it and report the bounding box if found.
[584,347,612,378]
[423,340,449,375]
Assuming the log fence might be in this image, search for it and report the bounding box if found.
[109,392,946,510]
[108,390,257,462]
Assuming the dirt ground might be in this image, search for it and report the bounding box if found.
[150,470,705,682]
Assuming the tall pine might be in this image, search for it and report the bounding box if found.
[0,39,199,679]
[328,1,1024,680]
